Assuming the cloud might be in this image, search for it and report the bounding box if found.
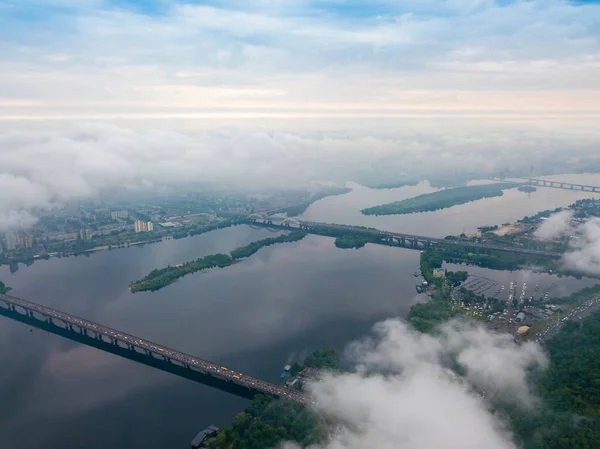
[562,217,600,275]
[534,210,573,240]
[288,319,546,449]
[2,120,600,231]
[534,210,600,276]
[0,0,599,118]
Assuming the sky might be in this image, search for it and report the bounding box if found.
[0,0,599,120]
[1,0,600,230]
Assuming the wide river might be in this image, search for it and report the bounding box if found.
[299,174,600,237]
[0,225,424,449]
[1,174,599,449]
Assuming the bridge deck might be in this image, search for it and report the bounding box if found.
[293,221,561,257]
[0,294,306,403]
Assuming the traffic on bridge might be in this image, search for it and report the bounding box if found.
[0,294,307,404]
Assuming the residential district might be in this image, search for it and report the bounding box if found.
[0,187,350,269]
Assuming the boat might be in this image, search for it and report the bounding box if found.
[280,364,291,378]
[425,290,432,296]
[413,271,420,277]
[416,285,423,294]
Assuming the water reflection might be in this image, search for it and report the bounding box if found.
[0,226,421,449]
[299,177,599,237]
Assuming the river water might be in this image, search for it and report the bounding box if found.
[299,176,600,237]
[1,174,599,449]
[0,225,422,449]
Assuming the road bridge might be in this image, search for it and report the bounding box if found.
[0,294,306,404]
[520,179,600,193]
[248,219,562,258]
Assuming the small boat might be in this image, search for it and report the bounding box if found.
[425,290,432,296]
[413,271,420,277]
[416,285,423,294]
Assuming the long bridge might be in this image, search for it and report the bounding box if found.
[0,293,306,403]
[525,178,600,193]
[247,217,563,258]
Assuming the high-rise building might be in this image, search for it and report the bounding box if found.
[134,220,153,233]
[5,233,17,251]
[79,228,93,240]
[22,234,33,249]
[111,210,129,220]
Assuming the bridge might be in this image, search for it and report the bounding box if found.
[0,293,306,404]
[247,217,563,258]
[525,178,600,193]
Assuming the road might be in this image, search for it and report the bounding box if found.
[0,293,307,404]
[533,296,600,343]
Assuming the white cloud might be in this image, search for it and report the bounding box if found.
[562,217,600,276]
[287,319,546,449]
[534,211,600,276]
[0,121,600,230]
[534,210,573,240]
[0,0,599,118]
[1,120,599,231]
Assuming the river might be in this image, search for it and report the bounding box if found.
[0,225,422,449]
[299,175,600,237]
[1,173,599,448]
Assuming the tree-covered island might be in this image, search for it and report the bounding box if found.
[361,182,517,216]
[129,231,307,292]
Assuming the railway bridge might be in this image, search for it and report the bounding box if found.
[0,294,306,403]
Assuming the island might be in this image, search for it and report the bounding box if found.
[517,185,537,193]
[129,231,307,292]
[334,234,377,249]
[361,182,517,216]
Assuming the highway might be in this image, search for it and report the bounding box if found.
[0,293,307,404]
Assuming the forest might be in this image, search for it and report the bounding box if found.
[207,395,324,449]
[505,311,600,448]
[209,349,340,449]
[361,183,516,215]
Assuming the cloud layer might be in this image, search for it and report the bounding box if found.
[1,0,599,118]
[288,319,546,449]
[534,210,574,240]
[535,211,600,275]
[562,218,600,275]
[2,120,600,231]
